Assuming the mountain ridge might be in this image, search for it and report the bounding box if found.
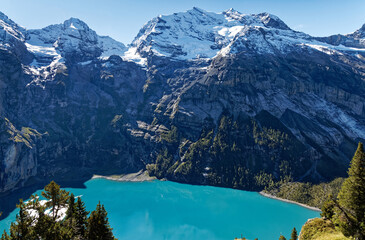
[0,8,364,213]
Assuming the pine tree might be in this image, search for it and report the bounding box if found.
[337,142,365,239]
[320,197,335,220]
[1,181,117,240]
[290,227,298,240]
[28,194,52,239]
[0,231,10,240]
[42,181,70,221]
[64,193,76,238]
[9,200,34,240]
[65,193,76,221]
[86,202,115,240]
[74,196,89,238]
[279,234,286,240]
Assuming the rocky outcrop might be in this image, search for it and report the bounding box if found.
[316,24,365,49]
[0,118,42,192]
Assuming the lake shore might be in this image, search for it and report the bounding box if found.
[92,170,156,182]
[259,191,321,212]
[92,172,321,212]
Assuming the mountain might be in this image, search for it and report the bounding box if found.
[316,23,365,49]
[27,17,126,64]
[0,8,364,198]
[129,8,365,62]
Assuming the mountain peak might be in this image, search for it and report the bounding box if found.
[189,7,206,14]
[0,11,16,25]
[346,23,365,39]
[0,11,9,21]
[256,12,290,30]
[130,8,305,60]
[222,8,244,21]
[63,17,89,31]
[359,23,365,33]
[223,8,241,15]
[0,11,26,42]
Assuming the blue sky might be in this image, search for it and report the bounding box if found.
[1,0,364,45]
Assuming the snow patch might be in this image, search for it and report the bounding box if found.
[69,23,77,30]
[79,60,92,66]
[98,35,126,58]
[122,47,147,66]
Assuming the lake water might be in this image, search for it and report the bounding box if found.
[0,179,319,240]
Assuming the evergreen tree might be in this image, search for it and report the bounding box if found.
[66,193,76,221]
[28,194,51,239]
[42,181,70,221]
[0,231,10,240]
[2,181,118,240]
[9,200,34,240]
[279,234,286,240]
[337,142,365,239]
[320,197,335,220]
[64,193,76,238]
[290,227,298,240]
[87,202,115,240]
[74,196,89,238]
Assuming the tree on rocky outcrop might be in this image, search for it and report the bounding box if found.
[336,142,365,239]
[279,234,287,240]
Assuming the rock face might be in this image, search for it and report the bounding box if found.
[0,8,364,194]
[317,24,365,49]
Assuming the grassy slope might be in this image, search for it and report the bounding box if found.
[299,218,351,240]
[264,178,345,208]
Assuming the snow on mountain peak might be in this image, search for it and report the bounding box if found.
[0,11,26,43]
[127,8,365,64]
[129,8,229,61]
[352,23,365,38]
[222,8,245,21]
[1,8,362,69]
[256,12,290,30]
[63,17,90,31]
[129,8,301,61]
[26,17,126,65]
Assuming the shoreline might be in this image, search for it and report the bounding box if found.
[259,191,321,212]
[91,171,321,212]
[92,170,156,182]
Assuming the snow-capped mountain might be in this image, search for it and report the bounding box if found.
[129,7,365,62]
[317,23,365,50]
[1,15,127,87]
[27,17,126,65]
[0,11,26,44]
[0,11,31,61]
[0,8,364,208]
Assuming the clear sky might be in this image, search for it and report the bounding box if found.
[1,0,364,45]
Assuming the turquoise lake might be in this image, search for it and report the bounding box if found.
[0,179,319,240]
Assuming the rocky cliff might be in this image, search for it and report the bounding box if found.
[0,8,364,195]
